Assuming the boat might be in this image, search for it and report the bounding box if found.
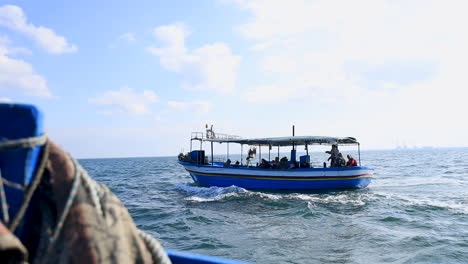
[178,126,374,190]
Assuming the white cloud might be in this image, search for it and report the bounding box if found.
[233,0,468,102]
[0,36,51,98]
[148,23,241,92]
[0,97,12,102]
[0,5,77,54]
[167,100,212,113]
[228,0,468,147]
[88,86,159,115]
[119,32,136,43]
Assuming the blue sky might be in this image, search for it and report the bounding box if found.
[1,0,467,158]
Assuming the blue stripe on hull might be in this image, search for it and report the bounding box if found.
[189,173,371,190]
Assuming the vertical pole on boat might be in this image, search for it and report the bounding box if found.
[358,143,361,166]
[190,139,192,152]
[227,143,229,161]
[277,145,280,159]
[259,145,261,162]
[269,144,271,161]
[241,144,243,166]
[306,144,308,156]
[292,125,295,150]
[211,141,214,166]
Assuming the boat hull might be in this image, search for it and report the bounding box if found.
[179,162,373,190]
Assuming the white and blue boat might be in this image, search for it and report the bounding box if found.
[179,127,374,190]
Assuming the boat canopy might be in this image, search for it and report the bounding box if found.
[201,136,359,146]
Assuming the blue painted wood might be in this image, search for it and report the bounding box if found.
[167,249,250,264]
[190,173,371,190]
[0,103,43,223]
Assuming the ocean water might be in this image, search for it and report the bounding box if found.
[80,148,468,264]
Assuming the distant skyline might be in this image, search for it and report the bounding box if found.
[1,0,467,158]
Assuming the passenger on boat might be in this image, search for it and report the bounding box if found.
[233,160,240,167]
[258,159,272,169]
[336,153,346,167]
[246,147,256,166]
[326,144,340,167]
[178,152,184,161]
[224,159,231,167]
[278,157,290,169]
[346,155,358,166]
[271,157,279,169]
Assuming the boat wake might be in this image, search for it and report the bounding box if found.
[174,183,248,202]
[400,197,468,215]
[174,183,377,206]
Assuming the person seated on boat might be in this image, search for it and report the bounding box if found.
[233,160,240,167]
[178,152,184,161]
[277,157,290,169]
[346,154,358,166]
[326,144,340,167]
[271,157,279,169]
[336,153,346,167]
[258,159,271,169]
[224,159,232,167]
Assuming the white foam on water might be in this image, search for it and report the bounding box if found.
[306,201,316,209]
[174,184,249,202]
[402,198,468,215]
[248,192,283,200]
[175,183,382,206]
[186,192,242,202]
[285,193,368,206]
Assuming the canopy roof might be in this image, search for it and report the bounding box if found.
[201,136,359,146]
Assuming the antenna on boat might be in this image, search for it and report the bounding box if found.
[292,125,295,150]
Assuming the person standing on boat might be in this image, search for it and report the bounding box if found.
[246,147,256,166]
[326,144,340,167]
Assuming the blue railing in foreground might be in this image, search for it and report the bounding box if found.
[166,249,250,264]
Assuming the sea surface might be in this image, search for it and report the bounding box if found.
[79,148,468,264]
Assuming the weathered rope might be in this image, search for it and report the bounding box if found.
[0,134,48,227]
[138,229,172,264]
[47,156,81,247]
[0,134,47,151]
[0,169,9,224]
[1,177,25,191]
[79,164,104,217]
[8,139,49,232]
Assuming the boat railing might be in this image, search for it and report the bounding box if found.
[191,131,241,141]
[191,132,205,140]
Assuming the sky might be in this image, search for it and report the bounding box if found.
[1,0,467,158]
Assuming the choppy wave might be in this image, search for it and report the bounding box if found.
[82,149,468,264]
[174,183,248,202]
[401,197,468,215]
